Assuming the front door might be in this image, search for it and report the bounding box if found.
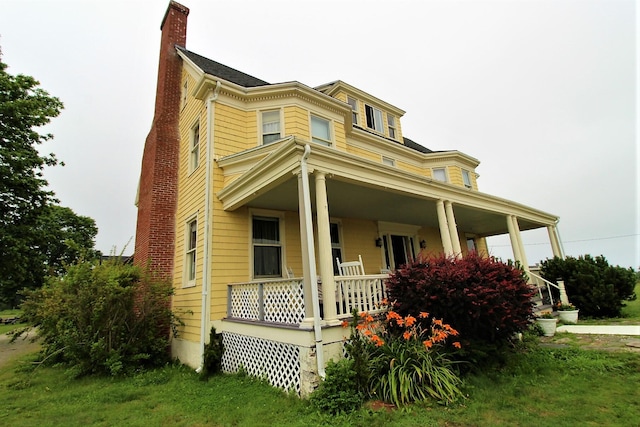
[383,234,416,270]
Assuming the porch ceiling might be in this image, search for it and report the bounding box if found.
[217,138,558,237]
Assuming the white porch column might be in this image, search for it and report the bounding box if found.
[547,225,563,258]
[436,200,454,256]
[444,201,462,258]
[315,171,338,322]
[511,216,530,274]
[506,215,523,266]
[297,172,315,324]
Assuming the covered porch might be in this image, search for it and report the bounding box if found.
[214,136,562,394]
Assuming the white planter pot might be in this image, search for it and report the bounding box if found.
[536,318,557,337]
[558,310,579,324]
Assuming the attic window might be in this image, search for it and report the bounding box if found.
[433,168,447,182]
[387,115,396,139]
[262,110,281,144]
[347,96,359,125]
[365,104,384,133]
[311,115,332,146]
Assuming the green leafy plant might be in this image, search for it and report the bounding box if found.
[310,358,364,414]
[346,309,464,407]
[200,327,224,380]
[14,259,180,376]
[555,302,577,311]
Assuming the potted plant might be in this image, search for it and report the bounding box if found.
[536,312,557,337]
[555,302,579,324]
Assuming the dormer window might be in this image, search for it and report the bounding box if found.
[365,104,384,133]
[387,115,396,139]
[347,96,359,125]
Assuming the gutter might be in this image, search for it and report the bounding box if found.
[197,80,221,373]
[299,144,326,379]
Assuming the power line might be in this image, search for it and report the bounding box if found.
[489,233,639,248]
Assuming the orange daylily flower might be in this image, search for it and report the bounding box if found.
[403,331,412,340]
[404,315,416,327]
[452,342,461,349]
[419,311,429,319]
[423,340,433,349]
[341,320,349,328]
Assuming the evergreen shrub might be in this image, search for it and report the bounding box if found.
[540,255,636,318]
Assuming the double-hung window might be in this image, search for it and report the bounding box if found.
[433,167,447,182]
[252,216,282,277]
[262,110,281,144]
[387,115,396,139]
[190,123,200,172]
[462,169,472,188]
[347,96,359,125]
[365,104,384,133]
[185,219,197,285]
[311,115,331,146]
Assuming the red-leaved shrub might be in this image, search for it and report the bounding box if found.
[386,253,536,346]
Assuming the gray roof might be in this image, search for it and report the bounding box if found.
[402,137,433,153]
[177,46,270,88]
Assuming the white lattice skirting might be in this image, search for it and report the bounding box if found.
[221,332,302,394]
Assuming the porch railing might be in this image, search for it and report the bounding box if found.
[335,274,388,318]
[528,270,569,307]
[227,278,305,325]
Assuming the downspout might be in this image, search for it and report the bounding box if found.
[197,80,221,372]
[300,144,325,379]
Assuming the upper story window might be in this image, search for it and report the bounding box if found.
[185,218,197,286]
[190,123,200,173]
[387,115,397,139]
[365,104,384,133]
[462,169,472,188]
[262,110,281,145]
[311,115,332,146]
[347,96,359,125]
[433,167,447,182]
[252,216,282,278]
[382,156,395,167]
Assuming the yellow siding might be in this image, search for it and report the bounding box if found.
[339,218,382,273]
[396,160,424,176]
[447,166,463,187]
[417,227,445,259]
[346,145,379,162]
[215,104,250,157]
[283,106,309,139]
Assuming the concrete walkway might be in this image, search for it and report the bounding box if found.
[556,324,640,335]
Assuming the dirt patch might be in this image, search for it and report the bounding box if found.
[540,333,640,353]
[0,331,40,369]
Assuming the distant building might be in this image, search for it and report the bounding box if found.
[134,1,563,396]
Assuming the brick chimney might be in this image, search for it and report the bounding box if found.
[134,1,189,278]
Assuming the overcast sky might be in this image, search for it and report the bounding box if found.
[1,0,637,269]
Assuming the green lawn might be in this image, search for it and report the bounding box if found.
[1,342,639,427]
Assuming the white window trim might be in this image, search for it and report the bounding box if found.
[365,104,384,134]
[183,215,198,288]
[310,114,333,146]
[462,169,472,188]
[387,114,396,140]
[347,96,359,126]
[181,79,188,110]
[259,109,283,145]
[189,122,200,174]
[432,167,448,182]
[250,209,286,279]
[382,156,395,167]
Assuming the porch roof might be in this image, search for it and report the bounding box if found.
[216,137,558,237]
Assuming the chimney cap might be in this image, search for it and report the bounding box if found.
[161,1,190,30]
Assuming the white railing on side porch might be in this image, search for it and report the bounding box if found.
[528,270,569,307]
[227,278,306,325]
[335,274,388,318]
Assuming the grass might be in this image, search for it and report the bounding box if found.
[0,309,23,335]
[1,341,639,427]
